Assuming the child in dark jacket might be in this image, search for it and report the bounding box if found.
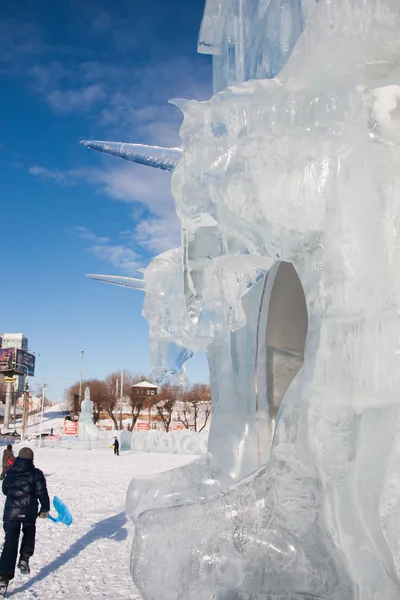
[0,447,50,591]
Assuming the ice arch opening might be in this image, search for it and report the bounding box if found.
[256,261,308,449]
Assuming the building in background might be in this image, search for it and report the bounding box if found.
[0,333,29,395]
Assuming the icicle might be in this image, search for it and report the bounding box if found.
[86,274,146,290]
[80,141,182,171]
[168,98,190,113]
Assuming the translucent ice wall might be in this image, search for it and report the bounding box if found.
[129,0,400,598]
[198,0,318,92]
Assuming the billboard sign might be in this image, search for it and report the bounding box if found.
[14,349,35,377]
[64,421,78,436]
[0,348,14,372]
[136,422,149,431]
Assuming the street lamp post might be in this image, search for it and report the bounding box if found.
[79,350,84,402]
[17,365,30,442]
[3,377,15,431]
[38,384,47,448]
[120,371,124,430]
[13,379,18,431]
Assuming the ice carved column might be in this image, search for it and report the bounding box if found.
[206,279,267,481]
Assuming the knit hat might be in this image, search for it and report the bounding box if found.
[18,447,34,461]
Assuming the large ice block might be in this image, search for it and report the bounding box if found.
[128,0,400,598]
[80,0,400,597]
[198,0,319,92]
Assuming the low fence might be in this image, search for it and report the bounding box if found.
[26,429,209,455]
[0,437,14,447]
[31,435,115,451]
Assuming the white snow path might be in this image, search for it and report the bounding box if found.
[0,447,195,599]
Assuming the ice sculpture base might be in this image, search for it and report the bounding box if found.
[131,455,353,600]
[126,453,227,522]
[78,386,113,445]
[77,421,111,444]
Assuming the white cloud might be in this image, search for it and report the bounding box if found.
[22,33,212,269]
[29,62,72,92]
[26,52,211,145]
[30,160,180,258]
[90,244,140,273]
[90,11,112,34]
[134,216,181,254]
[72,226,140,274]
[0,19,43,73]
[87,163,175,217]
[75,166,181,258]
[28,161,175,216]
[46,84,106,113]
[74,226,109,245]
[29,165,68,185]
[4,4,211,273]
[0,6,212,139]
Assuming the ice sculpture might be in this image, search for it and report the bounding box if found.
[78,386,110,443]
[81,0,400,597]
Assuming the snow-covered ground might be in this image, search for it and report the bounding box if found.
[0,446,195,599]
[2,404,69,438]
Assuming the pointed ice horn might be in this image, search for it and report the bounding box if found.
[168,98,190,113]
[86,274,145,290]
[80,141,182,172]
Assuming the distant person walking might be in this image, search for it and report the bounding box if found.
[0,447,50,596]
[1,445,15,481]
[113,437,119,456]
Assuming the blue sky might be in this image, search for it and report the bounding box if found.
[0,0,212,402]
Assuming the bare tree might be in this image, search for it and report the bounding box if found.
[64,373,211,433]
[89,380,109,423]
[177,383,212,432]
[124,373,153,431]
[176,395,191,430]
[155,384,180,432]
[156,399,175,432]
[104,373,122,429]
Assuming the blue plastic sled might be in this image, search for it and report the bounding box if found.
[47,496,73,526]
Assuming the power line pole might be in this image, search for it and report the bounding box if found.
[79,350,84,401]
[4,378,13,430]
[120,371,124,430]
[116,377,119,431]
[39,383,47,448]
[12,380,17,432]
[21,378,30,442]
[148,392,152,430]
